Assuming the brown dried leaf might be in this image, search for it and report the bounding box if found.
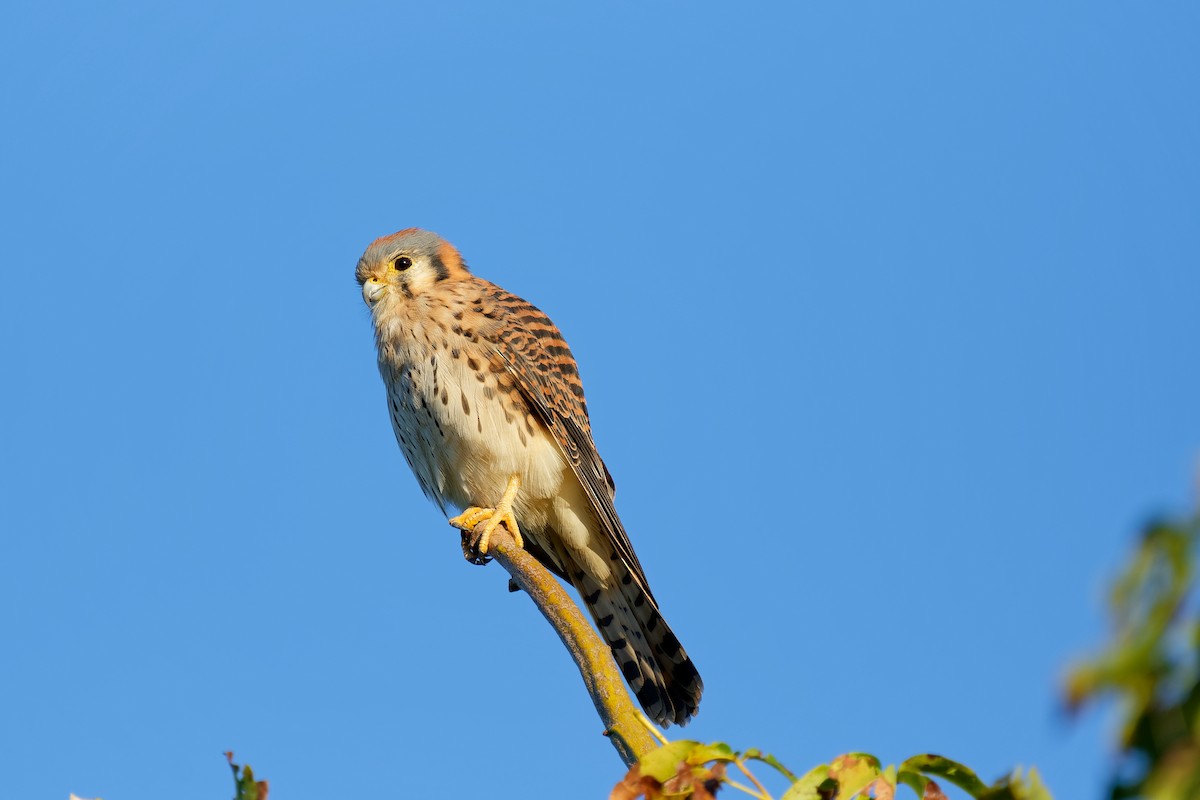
[922,779,949,800]
[692,762,726,800]
[611,765,662,800]
[866,777,894,800]
[614,757,727,800]
[662,759,695,795]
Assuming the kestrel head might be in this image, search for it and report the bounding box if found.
[355,228,470,309]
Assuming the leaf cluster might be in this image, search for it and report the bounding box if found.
[1066,509,1200,800]
[612,742,1049,800]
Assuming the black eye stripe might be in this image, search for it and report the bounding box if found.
[394,256,413,270]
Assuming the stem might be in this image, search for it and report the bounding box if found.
[724,778,770,799]
[736,760,772,799]
[637,711,670,746]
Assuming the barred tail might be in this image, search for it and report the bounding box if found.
[574,565,703,727]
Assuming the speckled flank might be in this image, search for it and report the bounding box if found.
[357,228,703,726]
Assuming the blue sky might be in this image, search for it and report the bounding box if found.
[2,2,1198,798]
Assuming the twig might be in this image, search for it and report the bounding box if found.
[637,710,670,746]
[735,759,771,799]
[476,524,660,767]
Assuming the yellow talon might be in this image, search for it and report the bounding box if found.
[449,506,493,531]
[448,474,524,554]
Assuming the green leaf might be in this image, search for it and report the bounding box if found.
[781,763,832,800]
[236,767,260,800]
[1020,767,1051,800]
[980,767,1053,800]
[898,754,989,797]
[897,770,931,798]
[226,753,264,800]
[687,742,737,765]
[638,740,702,782]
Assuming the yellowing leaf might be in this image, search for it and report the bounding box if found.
[637,741,702,783]
[781,763,832,800]
[830,753,883,799]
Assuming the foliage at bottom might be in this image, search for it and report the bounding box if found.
[611,742,1048,800]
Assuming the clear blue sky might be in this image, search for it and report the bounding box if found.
[2,3,1198,799]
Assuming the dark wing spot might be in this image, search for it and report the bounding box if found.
[658,631,682,660]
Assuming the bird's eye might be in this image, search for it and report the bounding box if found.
[393,256,413,271]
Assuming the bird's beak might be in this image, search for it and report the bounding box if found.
[362,277,386,308]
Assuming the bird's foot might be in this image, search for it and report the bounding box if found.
[448,475,524,564]
[450,504,523,563]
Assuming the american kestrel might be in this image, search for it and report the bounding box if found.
[356,228,702,726]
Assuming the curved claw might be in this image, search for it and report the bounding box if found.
[459,528,492,566]
[448,475,525,561]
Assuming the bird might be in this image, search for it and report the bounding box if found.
[355,228,703,726]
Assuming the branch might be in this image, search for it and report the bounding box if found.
[471,525,660,767]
